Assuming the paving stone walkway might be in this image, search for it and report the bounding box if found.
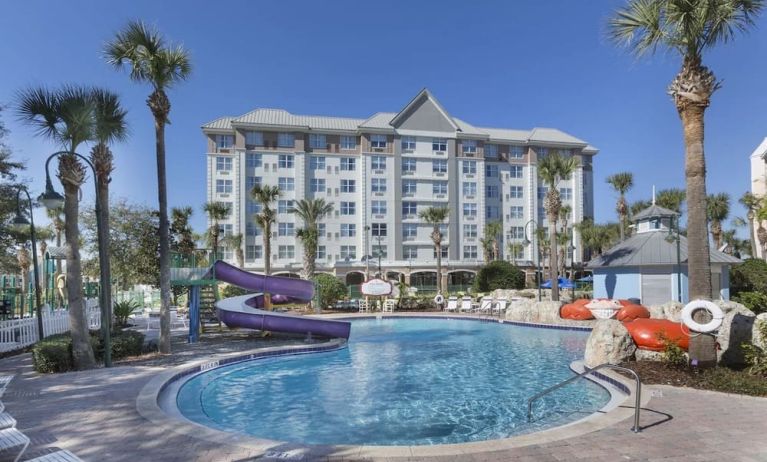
[1,333,766,462]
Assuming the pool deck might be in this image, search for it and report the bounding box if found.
[1,315,766,461]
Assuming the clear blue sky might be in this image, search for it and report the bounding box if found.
[1,0,766,235]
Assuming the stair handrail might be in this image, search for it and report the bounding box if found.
[526,363,642,433]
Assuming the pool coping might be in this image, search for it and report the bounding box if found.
[136,315,651,460]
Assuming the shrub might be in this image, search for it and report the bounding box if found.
[732,291,767,314]
[313,274,347,310]
[107,330,145,359]
[221,284,250,299]
[472,261,525,292]
[657,332,687,367]
[730,258,767,296]
[742,320,767,377]
[32,329,146,373]
[113,300,141,327]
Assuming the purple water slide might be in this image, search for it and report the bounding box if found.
[211,261,351,339]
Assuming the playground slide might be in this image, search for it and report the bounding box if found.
[211,261,351,339]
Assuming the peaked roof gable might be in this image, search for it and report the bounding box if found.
[389,89,459,133]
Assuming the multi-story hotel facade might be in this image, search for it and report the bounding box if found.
[750,137,767,259]
[202,89,598,288]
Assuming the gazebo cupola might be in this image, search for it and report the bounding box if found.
[631,202,678,234]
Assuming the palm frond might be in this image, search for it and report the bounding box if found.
[91,87,129,144]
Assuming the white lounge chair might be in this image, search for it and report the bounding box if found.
[0,428,30,462]
[382,299,396,313]
[493,298,509,315]
[460,296,473,313]
[0,413,15,431]
[477,297,493,314]
[358,300,369,313]
[445,296,459,312]
[26,450,84,462]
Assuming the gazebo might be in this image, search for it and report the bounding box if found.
[587,203,741,306]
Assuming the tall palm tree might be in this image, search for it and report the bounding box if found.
[418,207,449,294]
[610,0,763,367]
[656,188,686,214]
[606,172,633,240]
[630,200,652,218]
[706,193,730,250]
[223,233,244,268]
[291,198,333,279]
[479,237,494,262]
[170,206,196,255]
[16,245,30,316]
[756,202,767,257]
[252,185,280,309]
[739,192,762,258]
[484,221,503,261]
[105,20,192,355]
[203,201,230,262]
[537,151,577,301]
[16,85,96,369]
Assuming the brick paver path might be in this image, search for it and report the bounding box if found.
[1,342,766,461]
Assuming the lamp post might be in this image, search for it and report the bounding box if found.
[522,219,542,301]
[667,214,683,302]
[40,151,112,367]
[364,225,371,280]
[568,236,576,301]
[11,186,43,340]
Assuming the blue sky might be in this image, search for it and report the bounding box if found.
[1,0,766,235]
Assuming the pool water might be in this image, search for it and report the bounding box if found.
[176,318,610,446]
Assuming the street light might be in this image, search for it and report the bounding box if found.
[666,214,683,302]
[40,151,112,367]
[522,219,542,301]
[11,186,44,340]
[568,238,576,301]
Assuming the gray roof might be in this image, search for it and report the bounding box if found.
[633,204,678,220]
[202,116,235,130]
[45,246,68,260]
[587,231,741,268]
[232,108,365,131]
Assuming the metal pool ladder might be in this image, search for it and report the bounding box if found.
[526,363,642,433]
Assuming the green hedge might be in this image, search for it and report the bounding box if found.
[472,261,525,292]
[733,291,767,315]
[32,329,146,373]
[731,259,767,295]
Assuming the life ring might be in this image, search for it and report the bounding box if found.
[681,300,724,333]
[433,294,445,305]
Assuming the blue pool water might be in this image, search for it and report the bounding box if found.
[176,318,610,446]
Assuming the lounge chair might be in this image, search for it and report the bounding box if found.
[477,297,493,314]
[382,299,396,313]
[358,300,369,313]
[0,428,30,462]
[493,298,509,315]
[460,296,473,313]
[26,450,84,462]
[445,296,459,312]
[0,413,15,431]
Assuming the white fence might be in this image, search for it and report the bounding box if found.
[0,299,101,353]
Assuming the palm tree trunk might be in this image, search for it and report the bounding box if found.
[747,214,757,257]
[93,143,113,357]
[618,211,625,241]
[548,218,559,301]
[153,112,172,354]
[263,222,272,310]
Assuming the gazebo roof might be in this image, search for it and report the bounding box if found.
[45,247,67,260]
[632,204,678,221]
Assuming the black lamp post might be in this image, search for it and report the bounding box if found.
[522,219,542,301]
[11,186,43,339]
[40,151,112,367]
[568,236,576,301]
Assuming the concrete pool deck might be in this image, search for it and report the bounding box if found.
[1,314,766,461]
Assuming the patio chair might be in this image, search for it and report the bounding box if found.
[26,450,84,462]
[477,296,494,314]
[382,299,396,313]
[0,413,15,431]
[493,298,510,315]
[460,296,473,313]
[170,310,188,329]
[445,296,459,312]
[0,428,30,462]
[358,300,369,313]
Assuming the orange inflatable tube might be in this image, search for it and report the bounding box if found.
[616,303,651,322]
[623,319,689,351]
[560,299,594,320]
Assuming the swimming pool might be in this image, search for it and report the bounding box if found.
[176,318,610,446]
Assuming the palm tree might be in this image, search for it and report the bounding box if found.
[203,201,230,262]
[606,172,633,240]
[610,0,764,367]
[16,245,30,316]
[252,185,281,309]
[656,188,686,214]
[418,207,449,294]
[706,193,730,250]
[291,198,333,279]
[479,237,494,262]
[739,192,762,258]
[484,221,503,261]
[630,200,652,218]
[16,85,96,369]
[757,202,767,257]
[223,233,244,268]
[170,206,196,255]
[105,20,192,355]
[537,151,577,301]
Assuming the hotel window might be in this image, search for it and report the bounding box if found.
[340,135,356,150]
[486,205,500,220]
[278,245,295,259]
[432,138,447,152]
[373,245,388,259]
[560,187,573,201]
[371,200,387,215]
[485,164,499,178]
[403,224,417,239]
[463,245,478,259]
[510,186,524,199]
[402,180,417,195]
[310,178,326,193]
[245,245,262,261]
[462,140,477,155]
[404,246,418,259]
[318,223,326,236]
[215,134,234,149]
[245,222,261,237]
[509,226,525,240]
[245,131,263,146]
[278,177,294,192]
[463,224,478,238]
[341,179,356,193]
[371,178,387,193]
[537,147,549,157]
[278,154,294,168]
[538,187,548,199]
[341,223,356,237]
[484,143,498,159]
[510,206,524,219]
[433,246,448,259]
[402,158,416,173]
[371,155,386,171]
[220,247,233,261]
[216,179,232,194]
[463,203,477,218]
[317,246,326,260]
[246,200,261,215]
[309,134,326,149]
[371,223,387,237]
[432,159,447,174]
[278,223,295,236]
[371,134,387,148]
[216,156,232,171]
[218,223,233,237]
[462,182,477,197]
[246,176,262,191]
[277,133,294,148]
[340,157,356,171]
[310,156,325,170]
[278,200,294,214]
[433,182,448,195]
[340,201,356,215]
[510,165,523,178]
[246,153,262,169]
[340,246,356,260]
[462,160,477,175]
[401,136,416,151]
[218,202,233,218]
[486,185,499,199]
[510,146,525,159]
[439,224,448,239]
[402,202,417,216]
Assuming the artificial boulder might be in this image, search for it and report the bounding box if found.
[504,299,563,324]
[649,301,684,322]
[584,319,636,368]
[752,313,767,349]
[715,300,756,366]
